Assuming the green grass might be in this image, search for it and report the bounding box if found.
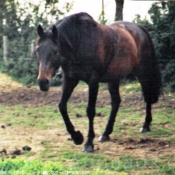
[1,153,175,175]
[120,82,141,94]
[0,159,65,175]
[1,83,175,174]
[0,105,61,130]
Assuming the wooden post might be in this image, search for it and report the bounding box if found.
[31,40,35,58]
[102,0,104,22]
[3,35,8,62]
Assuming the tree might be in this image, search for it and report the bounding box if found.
[98,0,108,24]
[0,1,7,36]
[114,0,124,21]
[0,0,73,85]
[134,1,175,91]
[98,0,124,24]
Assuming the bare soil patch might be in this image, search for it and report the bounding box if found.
[0,73,175,161]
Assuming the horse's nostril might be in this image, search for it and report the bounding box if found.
[44,79,49,84]
[38,79,50,91]
[38,79,49,84]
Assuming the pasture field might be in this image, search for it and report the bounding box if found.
[0,73,175,175]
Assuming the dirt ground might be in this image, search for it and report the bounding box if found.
[0,72,175,162]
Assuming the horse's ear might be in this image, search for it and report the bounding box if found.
[52,25,58,38]
[37,24,44,37]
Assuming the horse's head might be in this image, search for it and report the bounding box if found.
[36,25,61,91]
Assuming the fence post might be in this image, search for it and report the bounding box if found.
[3,35,8,62]
[31,40,35,57]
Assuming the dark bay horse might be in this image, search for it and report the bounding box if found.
[36,12,161,152]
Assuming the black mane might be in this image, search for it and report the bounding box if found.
[56,12,94,30]
[55,12,97,61]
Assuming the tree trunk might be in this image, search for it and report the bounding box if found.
[114,0,124,21]
[3,35,8,62]
[0,0,6,36]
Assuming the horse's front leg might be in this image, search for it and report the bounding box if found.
[59,79,84,145]
[83,80,99,152]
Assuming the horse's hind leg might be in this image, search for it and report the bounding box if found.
[135,65,161,133]
[99,81,121,142]
[140,103,152,133]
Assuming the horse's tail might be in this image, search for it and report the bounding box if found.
[137,25,162,104]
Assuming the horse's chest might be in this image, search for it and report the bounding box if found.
[65,64,93,80]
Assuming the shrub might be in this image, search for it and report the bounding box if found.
[134,2,175,91]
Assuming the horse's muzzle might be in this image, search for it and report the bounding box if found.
[38,79,50,91]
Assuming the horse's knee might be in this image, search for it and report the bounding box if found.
[86,107,95,118]
[111,96,121,108]
[58,102,66,113]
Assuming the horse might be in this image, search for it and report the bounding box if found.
[36,12,161,152]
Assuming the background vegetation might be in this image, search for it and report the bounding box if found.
[0,0,72,85]
[0,1,175,174]
[134,1,175,91]
[0,0,174,89]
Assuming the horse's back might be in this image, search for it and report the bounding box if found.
[102,21,146,80]
[108,21,148,49]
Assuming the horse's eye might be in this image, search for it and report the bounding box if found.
[35,46,39,55]
[35,49,39,56]
[53,50,58,55]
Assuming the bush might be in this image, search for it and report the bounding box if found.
[0,58,62,86]
[134,2,175,91]
[0,57,37,85]
[0,0,71,86]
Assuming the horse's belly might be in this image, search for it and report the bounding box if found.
[102,56,137,81]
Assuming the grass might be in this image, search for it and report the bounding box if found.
[0,159,65,175]
[121,82,141,94]
[1,153,175,175]
[1,82,175,174]
[0,105,61,130]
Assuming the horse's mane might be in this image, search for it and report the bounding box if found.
[56,12,94,32]
[55,12,97,60]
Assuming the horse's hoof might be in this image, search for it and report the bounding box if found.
[140,127,151,133]
[98,135,110,142]
[72,131,84,145]
[82,144,94,152]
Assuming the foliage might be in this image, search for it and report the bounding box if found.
[98,10,108,25]
[134,1,175,91]
[98,0,108,25]
[0,57,37,85]
[0,159,65,175]
[0,0,72,85]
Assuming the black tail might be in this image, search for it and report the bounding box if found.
[137,25,162,104]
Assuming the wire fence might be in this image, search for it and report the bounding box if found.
[0,36,63,84]
[1,35,175,63]
[1,36,36,62]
